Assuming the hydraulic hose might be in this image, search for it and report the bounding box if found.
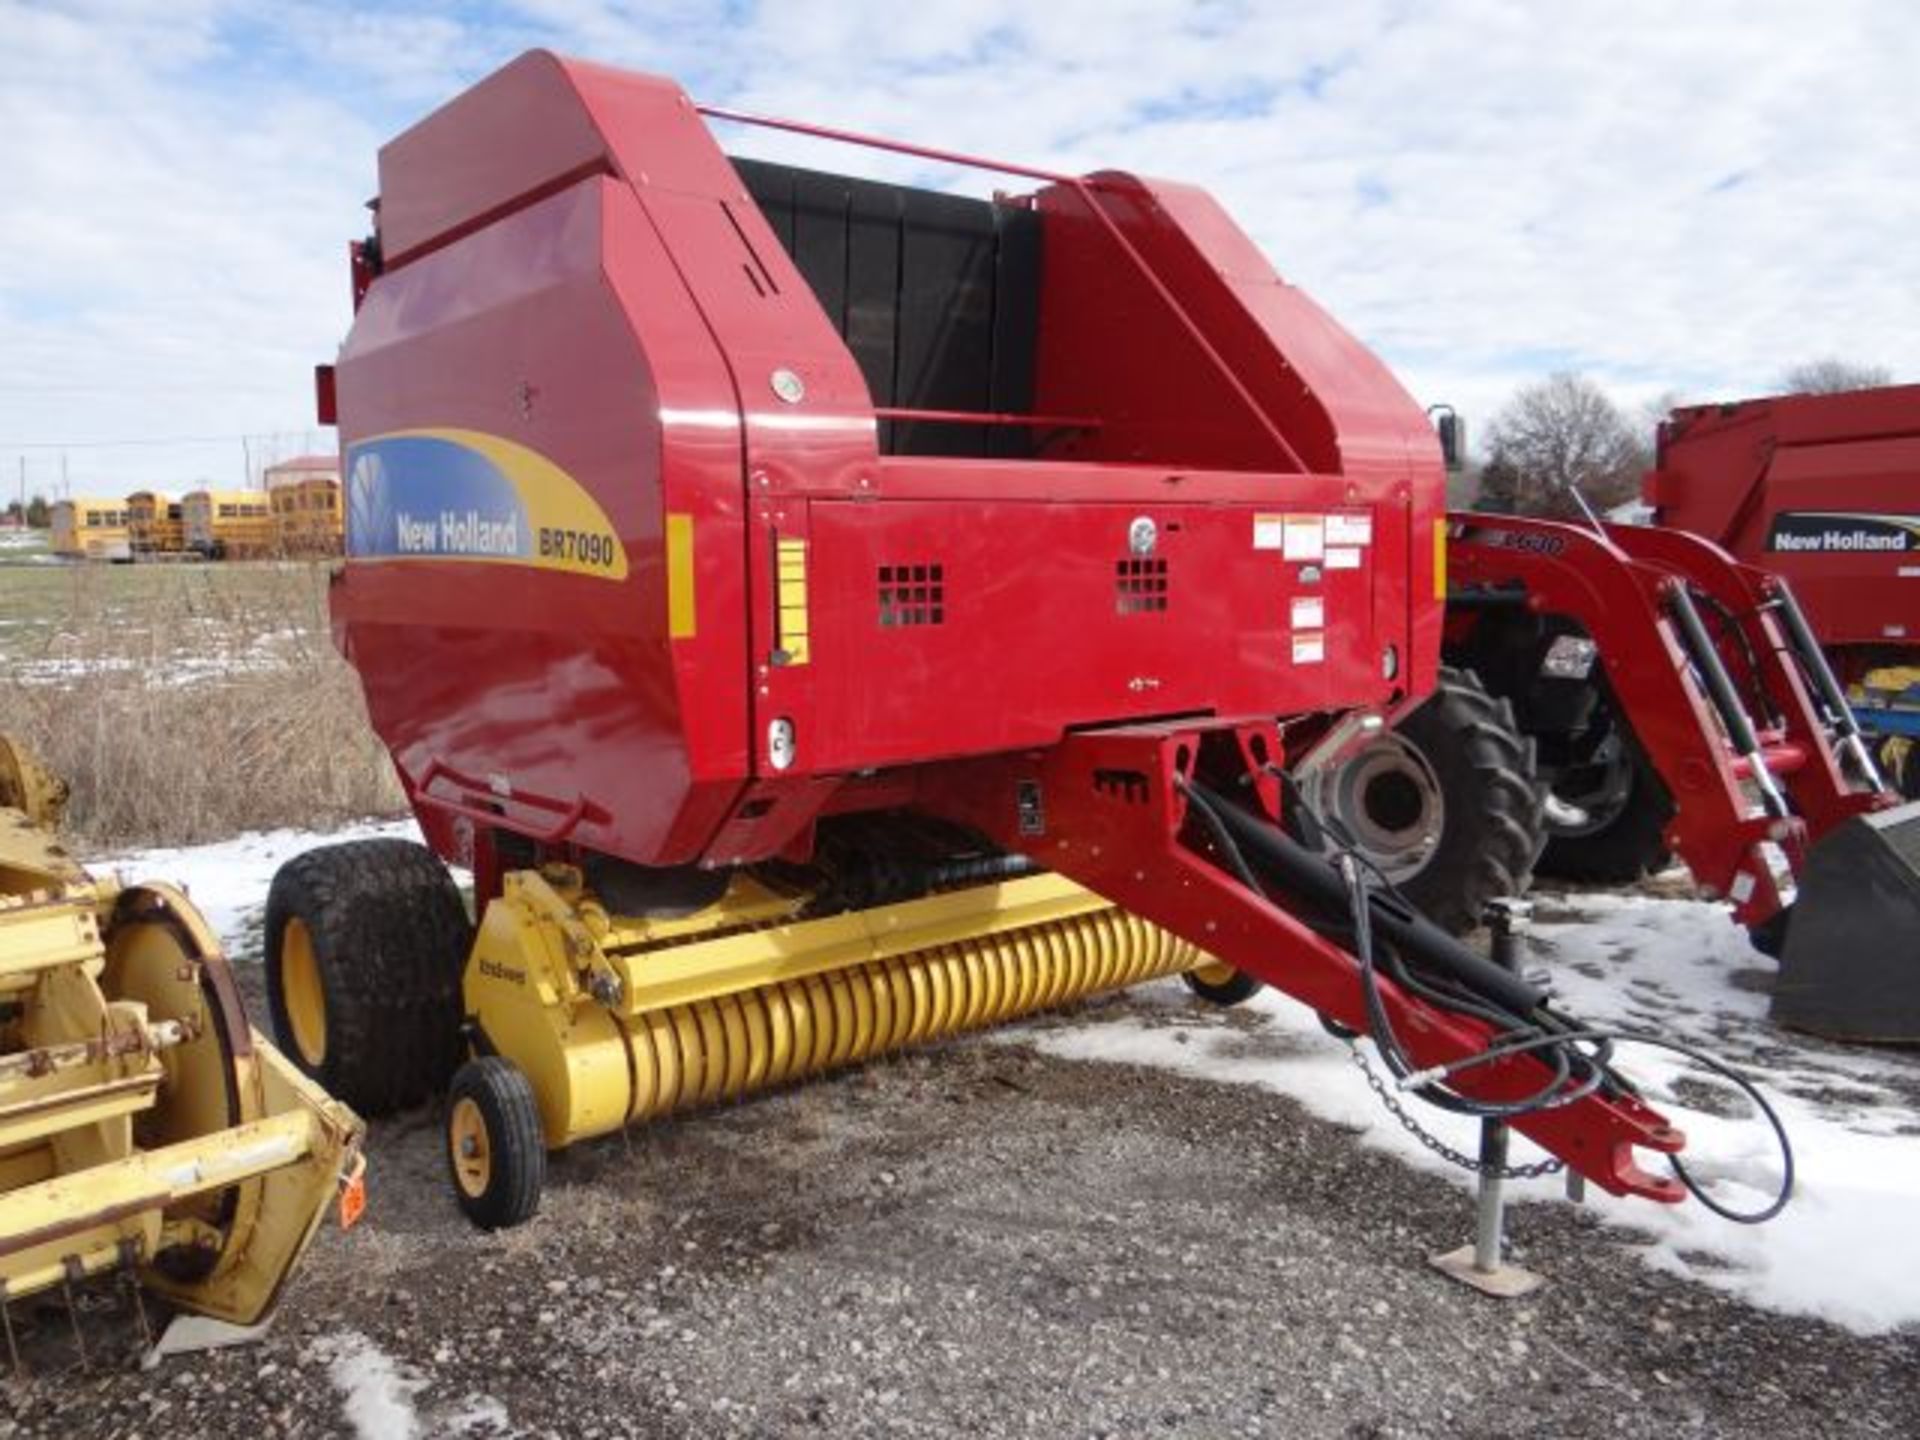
[1186,780,1545,1015]
[1178,774,1793,1222]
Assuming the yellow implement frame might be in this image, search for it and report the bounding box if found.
[0,738,364,1331]
[464,866,1205,1149]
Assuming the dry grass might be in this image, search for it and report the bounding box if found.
[0,561,403,847]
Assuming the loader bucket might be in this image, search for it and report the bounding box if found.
[1771,800,1920,1042]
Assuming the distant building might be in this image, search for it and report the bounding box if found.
[265,454,344,557]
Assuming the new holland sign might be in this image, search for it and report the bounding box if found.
[1765,511,1920,554]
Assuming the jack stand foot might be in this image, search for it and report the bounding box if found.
[141,1313,273,1370]
[1429,1243,1544,1298]
[1430,898,1547,1300]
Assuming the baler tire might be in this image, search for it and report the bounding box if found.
[265,839,473,1117]
[1181,963,1263,1007]
[446,1058,545,1231]
[1383,667,1546,935]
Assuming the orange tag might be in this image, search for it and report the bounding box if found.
[338,1153,368,1230]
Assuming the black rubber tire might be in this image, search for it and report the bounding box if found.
[265,838,472,1116]
[1181,966,1263,1007]
[1536,698,1676,885]
[1901,742,1920,802]
[1387,667,1546,935]
[1747,903,1793,960]
[446,1057,546,1230]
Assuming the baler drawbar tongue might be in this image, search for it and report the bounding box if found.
[1772,799,1920,1042]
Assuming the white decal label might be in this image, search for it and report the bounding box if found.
[1253,513,1286,551]
[1292,632,1325,665]
[1325,512,1373,547]
[1291,596,1325,630]
[1325,546,1362,570]
[1283,515,1324,562]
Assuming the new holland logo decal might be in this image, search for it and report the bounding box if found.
[345,428,629,579]
[1765,511,1920,555]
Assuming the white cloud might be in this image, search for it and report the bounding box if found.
[2,0,1914,493]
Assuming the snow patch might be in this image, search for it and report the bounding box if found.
[314,1330,427,1440]
[96,818,424,959]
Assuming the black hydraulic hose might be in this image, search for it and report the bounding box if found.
[1770,579,1868,743]
[1337,851,1603,1120]
[1187,781,1546,1016]
[1401,1027,1795,1224]
[1177,773,1791,1221]
[1666,584,1765,759]
[1692,586,1780,731]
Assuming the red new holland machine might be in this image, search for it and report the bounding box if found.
[1646,385,1920,799]
[268,51,1779,1230]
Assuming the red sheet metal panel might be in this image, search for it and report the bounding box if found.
[1645,386,1920,657]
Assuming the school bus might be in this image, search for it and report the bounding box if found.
[269,474,344,557]
[50,499,133,561]
[183,489,275,558]
[126,491,187,555]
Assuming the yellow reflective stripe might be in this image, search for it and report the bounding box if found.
[666,513,696,639]
[1433,517,1448,600]
[776,536,810,665]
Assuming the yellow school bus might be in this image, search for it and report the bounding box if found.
[126,491,187,555]
[269,474,345,557]
[50,499,133,561]
[184,489,275,558]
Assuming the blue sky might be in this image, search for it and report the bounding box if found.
[2,0,1914,494]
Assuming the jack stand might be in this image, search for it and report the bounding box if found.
[1431,898,1544,1299]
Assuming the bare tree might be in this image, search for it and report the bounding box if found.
[1777,358,1893,395]
[1481,373,1645,518]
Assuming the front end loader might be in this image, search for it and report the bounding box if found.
[1316,507,1920,1042]
[0,738,364,1357]
[266,52,1784,1231]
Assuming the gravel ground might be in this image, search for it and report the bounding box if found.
[4,982,1917,1439]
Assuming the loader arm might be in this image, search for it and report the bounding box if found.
[1447,514,1891,929]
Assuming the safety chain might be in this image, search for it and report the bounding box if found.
[1348,1043,1565,1181]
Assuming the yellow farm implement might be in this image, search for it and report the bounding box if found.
[0,739,362,1361]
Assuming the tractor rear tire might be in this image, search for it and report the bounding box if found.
[1536,690,1676,885]
[1394,669,1545,933]
[265,839,473,1117]
[1308,668,1544,936]
[1182,961,1263,1007]
[446,1057,546,1230]
[1869,735,1918,799]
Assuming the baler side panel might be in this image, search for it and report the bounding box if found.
[803,495,1387,770]
[1026,173,1439,704]
[1026,183,1291,473]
